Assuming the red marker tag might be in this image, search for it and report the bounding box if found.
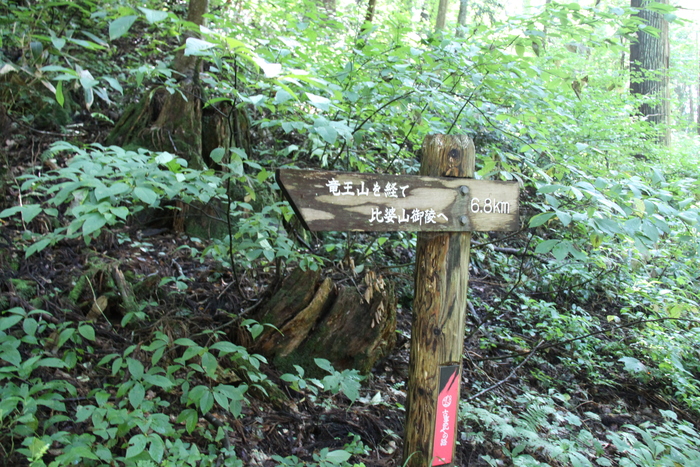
[432,365,460,466]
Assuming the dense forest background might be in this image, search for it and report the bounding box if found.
[2,0,700,466]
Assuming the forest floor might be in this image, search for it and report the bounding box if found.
[0,126,690,466]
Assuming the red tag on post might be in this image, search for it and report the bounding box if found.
[432,365,460,466]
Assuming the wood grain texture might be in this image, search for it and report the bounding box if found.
[277,169,518,232]
[403,135,474,467]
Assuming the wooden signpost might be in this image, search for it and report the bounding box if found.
[276,135,520,467]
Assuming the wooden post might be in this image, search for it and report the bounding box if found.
[403,135,475,466]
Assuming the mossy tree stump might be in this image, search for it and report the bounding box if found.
[105,0,251,237]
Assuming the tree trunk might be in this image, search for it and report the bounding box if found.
[435,0,449,31]
[363,0,377,28]
[105,0,248,236]
[357,0,378,46]
[455,0,468,37]
[107,0,211,169]
[630,0,670,146]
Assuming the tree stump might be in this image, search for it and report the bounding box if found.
[251,268,397,375]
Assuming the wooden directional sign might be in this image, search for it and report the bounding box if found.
[276,169,519,232]
[277,135,521,467]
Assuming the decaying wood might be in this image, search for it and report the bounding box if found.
[250,267,397,375]
[403,135,475,467]
[277,168,518,232]
[278,282,397,374]
[252,267,321,352]
[273,277,335,358]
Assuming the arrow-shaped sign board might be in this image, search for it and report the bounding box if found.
[276,169,519,232]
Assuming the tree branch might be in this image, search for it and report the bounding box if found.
[467,339,544,401]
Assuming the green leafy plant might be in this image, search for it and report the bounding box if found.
[280,358,364,404]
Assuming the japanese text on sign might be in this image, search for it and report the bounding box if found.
[325,178,409,198]
[325,178,450,225]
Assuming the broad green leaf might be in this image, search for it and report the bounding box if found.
[0,204,42,223]
[56,80,65,107]
[248,94,266,106]
[175,338,198,347]
[306,92,331,112]
[210,147,225,163]
[340,378,361,402]
[213,388,229,410]
[67,37,106,50]
[178,408,198,433]
[79,69,99,89]
[325,450,352,463]
[125,434,148,458]
[129,382,145,409]
[254,57,282,78]
[133,186,158,205]
[149,434,165,463]
[154,152,175,165]
[619,356,646,373]
[95,390,110,406]
[211,341,243,354]
[555,210,572,226]
[274,89,293,104]
[0,313,23,331]
[0,346,21,366]
[315,122,337,145]
[551,241,570,261]
[201,351,218,379]
[78,324,95,341]
[23,317,37,337]
[127,357,144,379]
[143,374,173,389]
[111,357,123,376]
[138,7,169,24]
[535,239,559,255]
[109,15,138,40]
[314,358,334,373]
[37,357,67,368]
[199,389,214,414]
[228,149,245,176]
[529,212,556,228]
[149,413,173,435]
[248,323,264,340]
[216,384,247,401]
[82,213,107,237]
[111,206,129,220]
[103,77,123,95]
[29,40,43,59]
[63,445,99,461]
[56,328,75,349]
[185,37,216,56]
[82,31,109,48]
[83,86,94,110]
[51,36,66,50]
[188,385,208,403]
